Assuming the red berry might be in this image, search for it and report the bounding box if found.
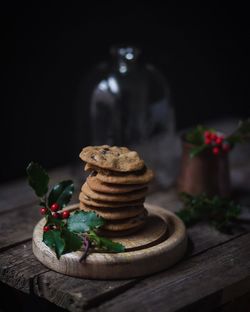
[210,133,217,140]
[40,207,48,215]
[212,146,220,155]
[204,131,211,138]
[51,203,60,212]
[222,143,231,152]
[205,137,212,145]
[215,136,223,145]
[61,210,70,219]
[53,212,61,219]
[43,225,50,232]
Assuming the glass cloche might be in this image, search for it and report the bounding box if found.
[75,46,176,187]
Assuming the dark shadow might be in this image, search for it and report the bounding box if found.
[0,281,67,312]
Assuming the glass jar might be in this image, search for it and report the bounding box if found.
[74,46,176,187]
[88,46,174,146]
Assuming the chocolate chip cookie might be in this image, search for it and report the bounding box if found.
[85,163,154,185]
[79,145,144,172]
[79,202,144,220]
[86,175,147,194]
[79,192,145,208]
[82,183,148,202]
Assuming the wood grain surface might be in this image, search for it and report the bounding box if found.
[0,119,250,311]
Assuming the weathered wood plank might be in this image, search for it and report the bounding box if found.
[1,235,249,312]
[28,208,250,311]
[0,242,49,293]
[93,232,250,312]
[0,204,248,311]
[33,271,138,312]
[147,193,250,257]
[218,291,250,312]
[0,241,138,311]
[0,130,249,311]
[146,188,180,209]
[0,191,249,309]
[0,203,40,251]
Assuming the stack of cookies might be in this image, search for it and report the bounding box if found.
[79,145,154,236]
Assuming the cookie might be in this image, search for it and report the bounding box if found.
[101,209,148,231]
[85,163,154,185]
[79,202,144,220]
[95,168,154,185]
[79,145,144,172]
[86,175,147,194]
[79,192,145,208]
[84,163,144,176]
[82,183,148,202]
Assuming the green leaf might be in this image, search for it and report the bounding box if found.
[189,144,208,158]
[237,119,250,135]
[61,228,82,254]
[185,125,213,145]
[48,180,74,208]
[67,211,105,233]
[228,119,250,144]
[178,192,241,232]
[176,209,196,225]
[43,230,65,259]
[98,237,125,252]
[26,162,49,197]
[89,231,125,252]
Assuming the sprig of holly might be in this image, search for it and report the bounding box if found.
[177,192,241,231]
[186,119,250,158]
[27,162,124,259]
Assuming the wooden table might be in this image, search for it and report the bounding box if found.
[1,124,250,311]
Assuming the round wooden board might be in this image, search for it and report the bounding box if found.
[32,203,187,279]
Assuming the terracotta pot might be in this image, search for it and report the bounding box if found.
[177,139,231,197]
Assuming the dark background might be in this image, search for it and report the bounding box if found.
[1,2,249,183]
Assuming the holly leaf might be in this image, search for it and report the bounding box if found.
[178,192,242,232]
[43,230,65,259]
[176,209,197,225]
[67,211,104,233]
[189,144,208,158]
[185,125,213,145]
[26,162,49,197]
[48,180,74,208]
[61,228,82,254]
[96,236,125,252]
[89,231,125,252]
[237,119,250,135]
[228,119,250,144]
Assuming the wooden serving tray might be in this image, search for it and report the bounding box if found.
[32,203,187,279]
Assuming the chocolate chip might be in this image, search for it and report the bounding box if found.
[101,149,107,155]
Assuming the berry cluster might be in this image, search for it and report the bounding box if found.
[40,202,70,232]
[204,131,231,155]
